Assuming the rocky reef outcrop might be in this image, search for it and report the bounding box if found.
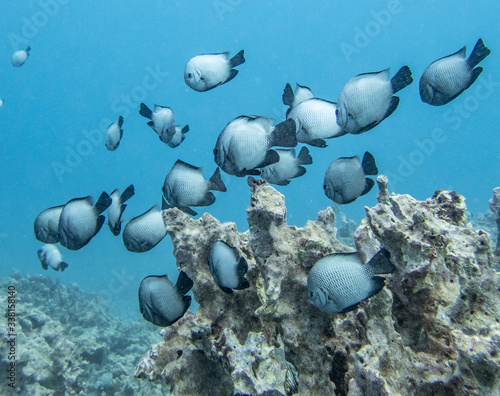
[134,177,500,395]
[0,273,169,395]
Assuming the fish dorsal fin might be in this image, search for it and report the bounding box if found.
[117,116,124,128]
[131,204,160,223]
[120,185,135,203]
[361,152,378,176]
[175,271,194,295]
[352,68,390,83]
[337,155,359,162]
[94,192,112,214]
[324,251,360,267]
[282,83,294,107]
[206,51,230,58]
[139,103,153,119]
[293,83,315,106]
[173,159,203,175]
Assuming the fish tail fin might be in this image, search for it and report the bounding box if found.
[271,119,297,147]
[95,192,112,214]
[229,50,245,68]
[282,83,294,106]
[361,151,378,175]
[121,184,135,203]
[467,38,491,69]
[367,248,395,274]
[209,167,227,192]
[181,125,189,134]
[26,46,31,53]
[297,146,313,165]
[390,65,413,93]
[60,262,69,272]
[176,271,194,295]
[139,103,153,119]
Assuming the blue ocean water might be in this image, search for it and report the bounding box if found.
[0,0,498,320]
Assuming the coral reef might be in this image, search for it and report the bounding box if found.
[134,178,500,395]
[0,272,169,395]
[489,187,500,257]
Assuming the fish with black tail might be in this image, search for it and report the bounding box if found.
[105,116,124,151]
[208,240,250,293]
[214,116,297,177]
[162,160,226,216]
[260,147,313,186]
[12,46,30,67]
[108,185,135,236]
[139,103,177,144]
[122,198,168,253]
[168,125,189,148]
[138,271,193,327]
[58,192,112,250]
[283,83,346,147]
[336,66,413,134]
[420,38,491,106]
[307,248,395,314]
[324,152,378,204]
[34,205,64,243]
[184,50,245,92]
[38,244,68,272]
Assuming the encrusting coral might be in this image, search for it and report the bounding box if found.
[134,177,500,395]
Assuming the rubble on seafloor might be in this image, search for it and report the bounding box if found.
[0,273,170,395]
[134,175,500,395]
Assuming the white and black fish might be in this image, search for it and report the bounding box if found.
[260,147,312,186]
[138,271,193,327]
[108,185,135,236]
[168,125,189,148]
[58,192,112,251]
[307,248,395,314]
[214,116,297,177]
[12,46,30,67]
[122,198,168,253]
[282,83,346,147]
[105,116,124,151]
[139,103,177,144]
[184,50,245,92]
[162,160,226,216]
[34,205,64,243]
[420,38,491,106]
[208,240,249,293]
[324,152,378,205]
[38,244,68,272]
[336,66,413,135]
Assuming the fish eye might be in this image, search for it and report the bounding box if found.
[187,73,192,78]
[200,76,204,81]
[309,291,314,298]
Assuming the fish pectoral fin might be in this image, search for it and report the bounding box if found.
[220,286,234,294]
[361,178,375,196]
[382,96,400,121]
[308,139,327,148]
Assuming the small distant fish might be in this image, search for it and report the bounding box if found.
[324,152,378,204]
[34,205,64,243]
[105,116,124,151]
[260,147,312,186]
[214,116,297,177]
[38,244,68,272]
[184,50,245,92]
[122,199,168,253]
[12,46,30,67]
[207,240,250,293]
[58,192,112,250]
[108,185,135,236]
[307,248,395,314]
[162,160,226,216]
[138,271,193,326]
[139,103,177,144]
[168,125,189,148]
[0,99,4,108]
[283,83,346,147]
[420,38,491,106]
[336,66,413,134]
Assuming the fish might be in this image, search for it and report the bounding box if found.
[307,248,395,314]
[138,271,193,327]
[58,192,112,251]
[207,240,250,293]
[214,116,297,177]
[122,198,168,253]
[0,99,4,108]
[12,46,30,67]
[336,66,413,134]
[108,185,135,236]
[282,83,346,147]
[168,125,190,148]
[105,116,124,151]
[139,103,177,144]
[420,38,491,106]
[34,205,64,243]
[184,50,245,92]
[260,147,313,186]
[324,152,378,205]
[162,160,227,216]
[38,244,68,272]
